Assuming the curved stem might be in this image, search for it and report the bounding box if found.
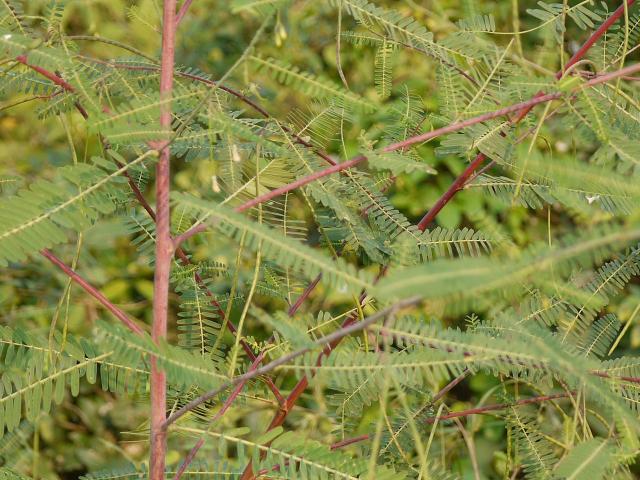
[40,249,144,336]
[162,296,421,429]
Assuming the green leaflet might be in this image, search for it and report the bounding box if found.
[527,1,603,42]
[250,55,376,112]
[80,460,241,479]
[0,152,156,266]
[97,321,227,392]
[508,408,557,479]
[174,426,406,480]
[171,192,375,294]
[374,223,640,304]
[330,0,478,62]
[374,37,394,100]
[554,439,615,480]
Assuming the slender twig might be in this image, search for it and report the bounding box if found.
[431,369,470,404]
[17,25,287,407]
[336,2,349,89]
[237,8,638,476]
[64,35,157,62]
[417,0,636,229]
[424,392,571,424]
[162,296,421,429]
[150,1,177,478]
[40,249,144,336]
[330,434,370,450]
[176,0,195,26]
[328,392,572,451]
[174,63,640,249]
[172,351,267,480]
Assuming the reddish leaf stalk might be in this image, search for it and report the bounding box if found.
[418,0,636,229]
[173,352,267,480]
[328,393,572,451]
[176,0,195,26]
[15,55,89,119]
[173,89,573,248]
[150,0,178,478]
[18,43,286,404]
[40,249,144,335]
[238,6,636,476]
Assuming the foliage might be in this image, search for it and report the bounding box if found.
[1,0,640,479]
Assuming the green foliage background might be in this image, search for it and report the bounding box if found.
[1,0,640,479]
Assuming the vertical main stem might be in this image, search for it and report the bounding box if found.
[150,1,178,478]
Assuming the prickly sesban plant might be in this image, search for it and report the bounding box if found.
[1,0,640,478]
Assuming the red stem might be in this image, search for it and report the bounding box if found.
[15,55,75,92]
[238,5,635,476]
[418,153,487,231]
[174,90,567,248]
[176,0,194,26]
[328,392,572,451]
[173,352,267,479]
[40,249,144,336]
[425,393,571,423]
[17,40,287,405]
[418,0,636,229]
[150,1,178,478]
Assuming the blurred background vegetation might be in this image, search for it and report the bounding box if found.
[1,0,639,478]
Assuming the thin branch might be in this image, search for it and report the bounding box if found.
[162,296,422,429]
[418,153,487,231]
[172,351,267,480]
[176,0,195,26]
[173,154,366,247]
[150,0,178,477]
[17,32,287,406]
[174,63,640,248]
[417,0,638,229]
[329,392,572,451]
[40,249,144,336]
[330,434,370,450]
[424,393,571,424]
[431,369,470,404]
[65,35,157,62]
[336,2,349,89]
